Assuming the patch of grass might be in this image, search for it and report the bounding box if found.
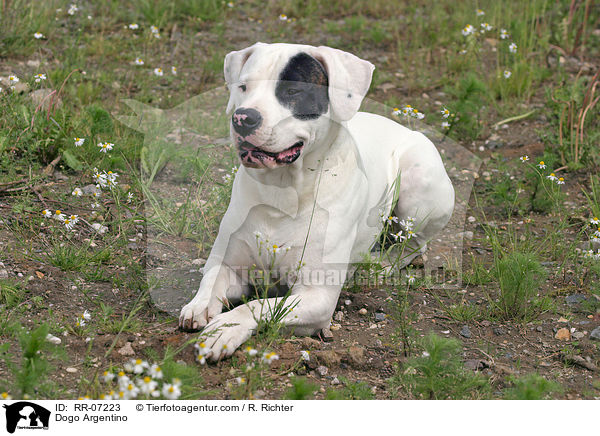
[283,377,318,400]
[325,377,374,400]
[490,250,552,322]
[0,280,26,308]
[503,373,562,400]
[389,333,491,399]
[0,323,63,398]
[462,256,493,286]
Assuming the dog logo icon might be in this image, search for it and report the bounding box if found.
[2,402,51,433]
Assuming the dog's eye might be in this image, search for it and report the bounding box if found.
[239,84,247,92]
[287,88,301,96]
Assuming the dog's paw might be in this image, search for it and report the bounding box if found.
[179,300,210,331]
[198,311,254,361]
[179,296,226,331]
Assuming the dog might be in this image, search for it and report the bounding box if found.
[179,42,454,360]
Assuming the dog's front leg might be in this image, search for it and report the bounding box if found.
[200,285,340,361]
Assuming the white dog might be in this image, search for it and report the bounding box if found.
[179,42,454,360]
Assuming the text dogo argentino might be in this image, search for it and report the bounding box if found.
[179,42,454,360]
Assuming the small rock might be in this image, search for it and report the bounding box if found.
[493,327,505,336]
[344,299,352,306]
[536,326,543,332]
[27,60,41,68]
[590,326,600,341]
[0,268,8,279]
[374,313,386,322]
[65,367,78,373]
[480,320,491,327]
[127,243,138,250]
[82,184,101,195]
[321,327,334,342]
[572,331,585,340]
[316,366,329,376]
[331,377,340,385]
[191,258,206,265]
[29,88,63,111]
[91,223,108,234]
[565,294,587,306]
[557,317,569,323]
[334,311,344,322]
[46,334,62,345]
[467,216,476,223]
[555,328,571,341]
[358,308,368,315]
[458,231,474,240]
[460,325,472,338]
[117,342,135,356]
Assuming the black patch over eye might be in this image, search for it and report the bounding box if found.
[275,52,329,121]
[239,84,247,92]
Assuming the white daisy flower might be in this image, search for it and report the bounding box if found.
[546,172,558,181]
[519,155,529,162]
[392,107,401,116]
[72,187,83,197]
[42,209,52,218]
[101,371,115,383]
[67,4,78,15]
[53,210,66,221]
[476,9,485,16]
[441,108,450,118]
[261,352,279,364]
[500,29,510,39]
[537,161,546,169]
[131,359,149,374]
[300,350,310,361]
[149,364,163,379]
[590,217,600,225]
[138,376,159,396]
[127,192,133,203]
[153,67,163,77]
[279,14,288,21]
[34,32,44,39]
[509,42,517,53]
[442,121,450,129]
[406,273,416,285]
[556,177,565,185]
[97,142,113,153]
[245,346,258,356]
[135,58,144,65]
[171,66,177,75]
[480,22,492,31]
[74,137,85,147]
[128,23,139,30]
[162,383,181,399]
[392,231,406,242]
[462,24,475,36]
[503,70,512,79]
[384,215,399,225]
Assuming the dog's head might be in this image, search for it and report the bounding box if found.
[224,43,374,169]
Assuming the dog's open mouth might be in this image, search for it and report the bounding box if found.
[238,141,304,167]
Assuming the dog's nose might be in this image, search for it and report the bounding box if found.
[232,108,262,136]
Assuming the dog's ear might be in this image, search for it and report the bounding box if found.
[310,46,375,122]
[224,42,265,114]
